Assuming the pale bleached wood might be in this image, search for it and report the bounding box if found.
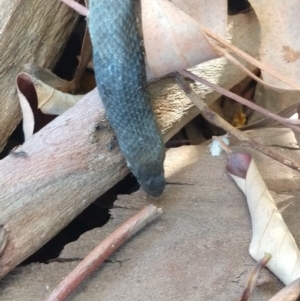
[0,11,260,279]
[0,0,79,150]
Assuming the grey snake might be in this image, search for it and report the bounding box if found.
[88,0,166,196]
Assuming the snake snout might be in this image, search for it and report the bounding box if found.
[141,173,165,197]
[132,162,165,197]
[138,171,166,197]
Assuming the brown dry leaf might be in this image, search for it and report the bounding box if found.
[141,0,225,77]
[24,64,70,92]
[16,71,83,139]
[170,0,226,36]
[226,152,251,178]
[227,153,300,285]
[248,0,300,89]
[17,72,83,116]
[35,79,83,115]
[268,277,300,301]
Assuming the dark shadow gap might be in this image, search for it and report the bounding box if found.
[21,174,139,265]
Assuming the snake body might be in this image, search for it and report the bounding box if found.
[88,0,166,196]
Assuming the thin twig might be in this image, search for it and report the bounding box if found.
[201,25,300,91]
[239,253,272,301]
[58,0,88,16]
[44,205,163,301]
[175,73,300,173]
[180,69,300,130]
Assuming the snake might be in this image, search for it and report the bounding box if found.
[88,0,166,197]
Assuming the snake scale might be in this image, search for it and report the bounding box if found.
[88,0,166,196]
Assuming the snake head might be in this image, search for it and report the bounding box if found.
[129,160,165,197]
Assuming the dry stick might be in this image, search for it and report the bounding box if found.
[214,45,275,90]
[44,205,163,301]
[58,0,88,16]
[175,73,300,173]
[201,26,300,92]
[215,52,300,127]
[180,69,300,130]
[239,253,271,301]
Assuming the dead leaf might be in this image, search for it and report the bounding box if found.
[282,46,300,63]
[248,0,300,89]
[141,0,223,77]
[24,64,70,91]
[16,74,35,141]
[16,71,83,140]
[170,0,226,36]
[35,79,83,115]
[226,152,251,178]
[17,72,83,116]
[227,153,300,285]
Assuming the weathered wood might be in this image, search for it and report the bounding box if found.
[0,11,260,279]
[0,0,79,150]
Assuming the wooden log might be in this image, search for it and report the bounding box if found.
[0,11,260,279]
[0,0,79,151]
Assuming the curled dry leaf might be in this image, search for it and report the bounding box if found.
[16,74,35,141]
[227,153,300,285]
[35,79,83,115]
[268,277,300,301]
[0,226,8,257]
[17,72,83,117]
[141,0,224,77]
[24,64,70,91]
[248,0,300,89]
[226,152,251,179]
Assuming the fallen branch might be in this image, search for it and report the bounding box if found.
[44,205,163,301]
